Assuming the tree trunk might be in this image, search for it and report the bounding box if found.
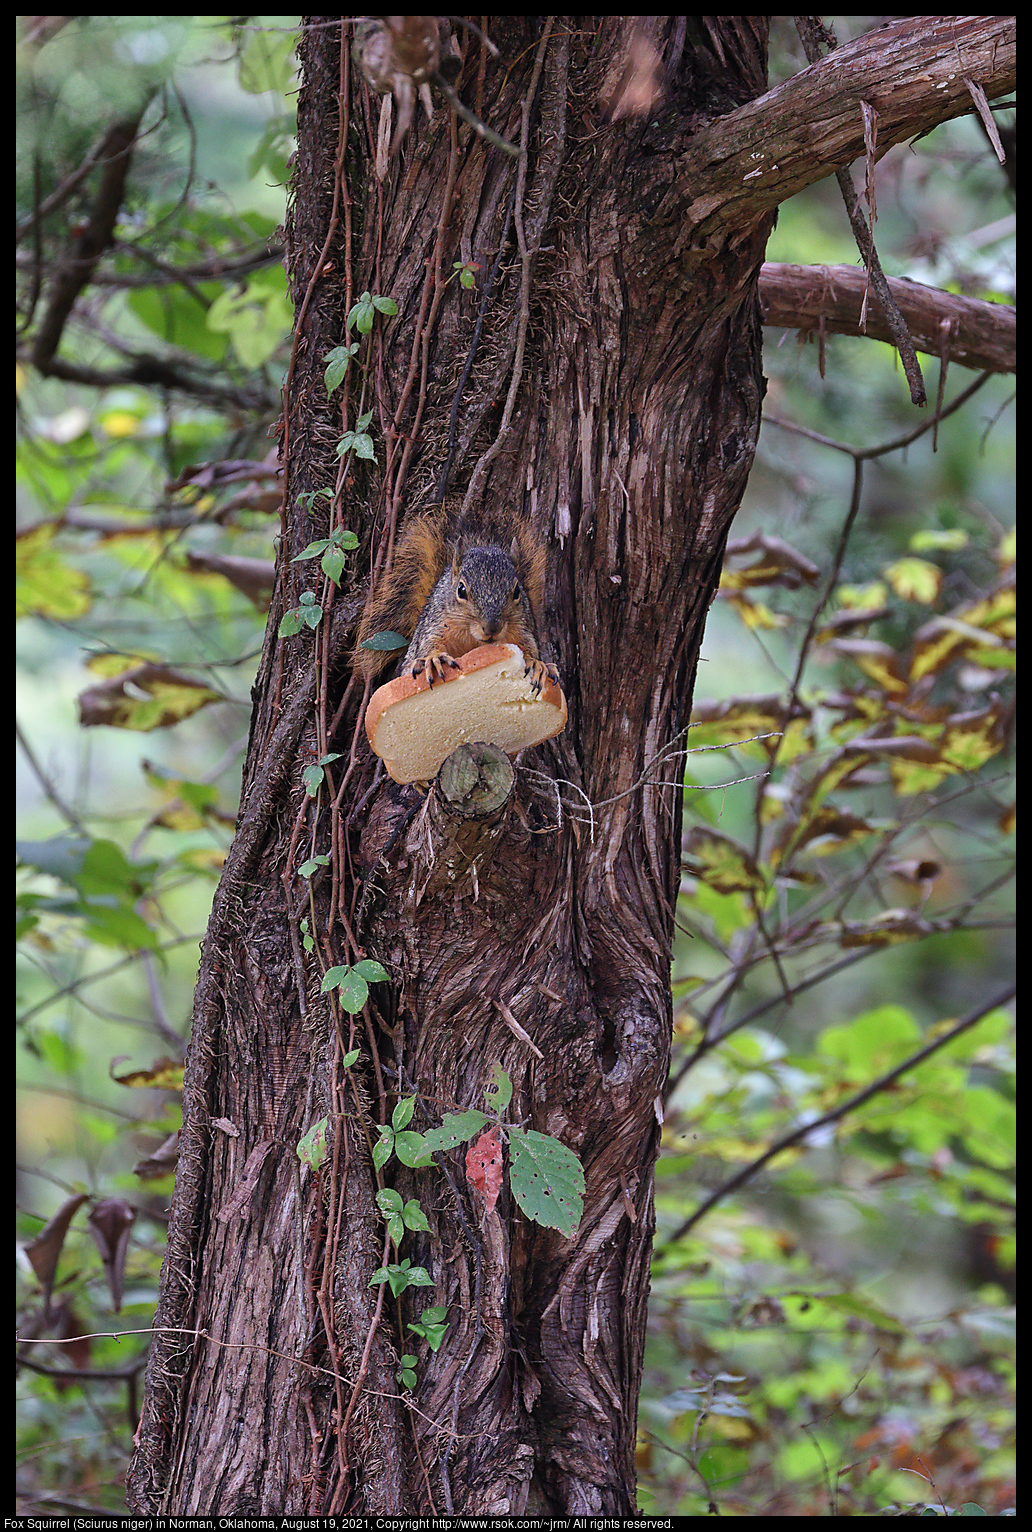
[128,15,773,1515]
[127,12,1016,1516]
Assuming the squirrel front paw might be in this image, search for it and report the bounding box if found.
[524,658,560,696]
[412,650,461,687]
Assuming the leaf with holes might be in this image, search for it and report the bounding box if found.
[466,1126,504,1216]
[423,1110,490,1154]
[507,1128,584,1237]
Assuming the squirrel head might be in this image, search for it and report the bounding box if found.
[451,544,525,639]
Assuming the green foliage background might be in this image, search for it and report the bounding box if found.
[17,17,1013,1517]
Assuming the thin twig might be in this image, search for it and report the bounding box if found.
[794,17,926,406]
[662,983,1015,1246]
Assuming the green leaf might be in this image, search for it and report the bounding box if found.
[338,430,376,463]
[508,1129,584,1238]
[408,1308,449,1351]
[247,114,295,182]
[392,1096,416,1131]
[302,763,326,797]
[18,835,93,885]
[237,26,298,95]
[423,1110,490,1153]
[324,343,359,394]
[322,546,345,584]
[301,595,324,629]
[404,1264,435,1288]
[819,1005,920,1081]
[910,528,969,552]
[293,539,330,561]
[348,292,376,334]
[484,1063,513,1113]
[372,1125,394,1171]
[360,629,408,653]
[280,592,324,637]
[394,1131,434,1168]
[353,959,390,984]
[337,971,369,1013]
[369,1259,434,1297]
[206,279,291,368]
[126,279,228,361]
[402,1198,431,1233]
[297,1117,329,1170]
[416,1304,448,1325]
[81,902,160,951]
[786,1289,906,1335]
[17,836,161,951]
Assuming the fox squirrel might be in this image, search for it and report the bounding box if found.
[353,508,559,693]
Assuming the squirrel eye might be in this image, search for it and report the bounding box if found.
[513,584,521,600]
[456,581,467,600]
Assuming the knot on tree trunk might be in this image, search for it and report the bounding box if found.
[391,741,517,905]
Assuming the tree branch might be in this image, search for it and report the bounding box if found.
[15,243,284,289]
[656,16,1016,248]
[31,349,276,413]
[759,262,1015,375]
[662,982,1015,1246]
[30,109,150,370]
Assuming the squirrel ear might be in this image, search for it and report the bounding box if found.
[510,536,520,562]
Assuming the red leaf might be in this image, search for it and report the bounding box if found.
[465,1127,504,1216]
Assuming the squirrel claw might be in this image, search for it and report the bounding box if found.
[414,651,461,687]
[525,658,559,696]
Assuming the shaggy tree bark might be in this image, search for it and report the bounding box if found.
[127,15,1014,1517]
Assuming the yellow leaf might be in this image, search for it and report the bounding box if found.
[16,524,91,619]
[683,826,765,894]
[78,662,223,731]
[112,1056,184,1090]
[98,410,142,438]
[724,592,789,630]
[885,556,942,604]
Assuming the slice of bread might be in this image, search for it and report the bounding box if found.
[365,643,567,784]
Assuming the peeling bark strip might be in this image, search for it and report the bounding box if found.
[128,16,1012,1517]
